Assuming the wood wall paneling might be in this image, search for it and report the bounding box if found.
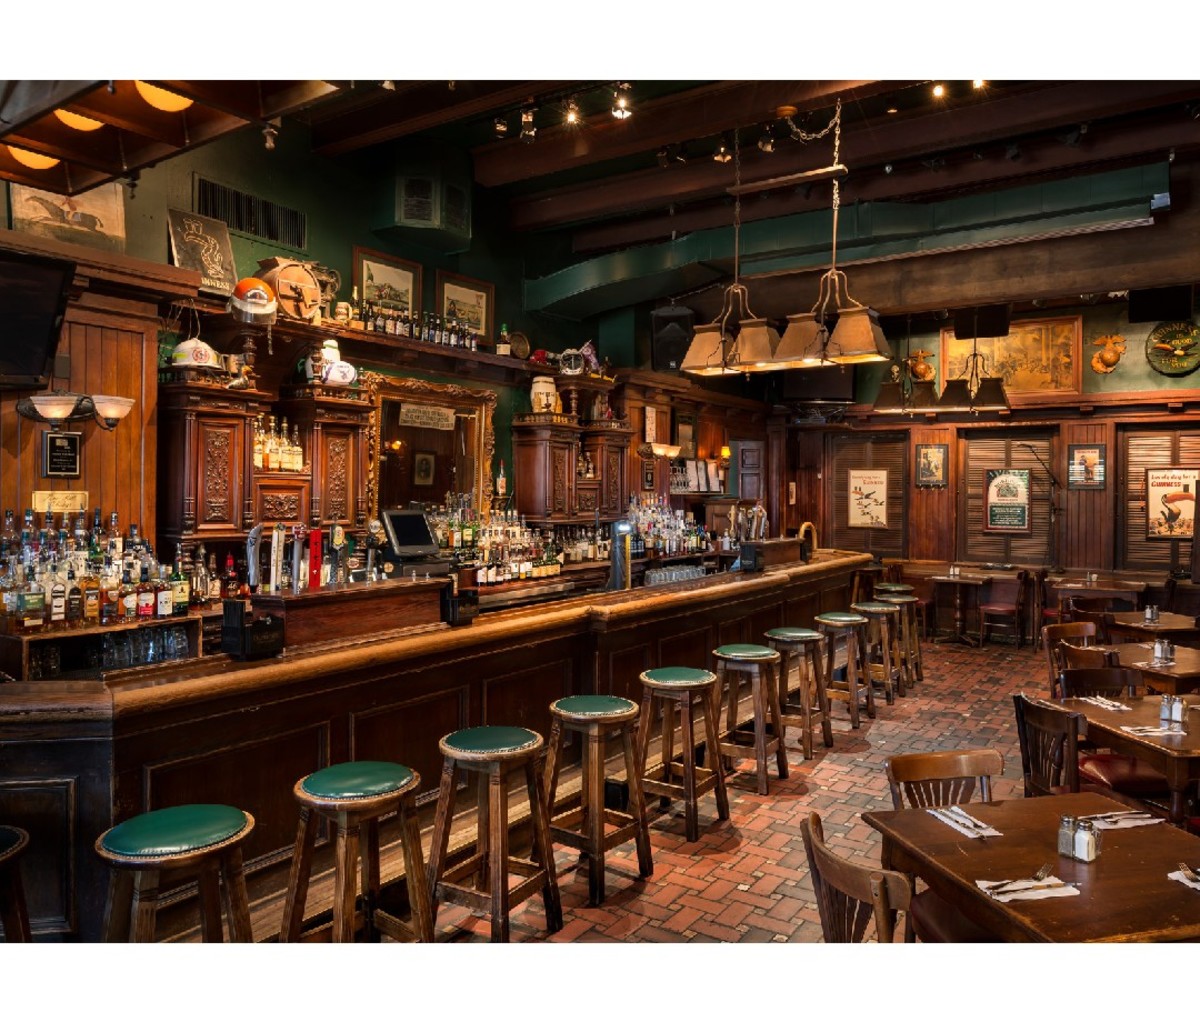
[1062,420,1115,570]
[909,425,957,561]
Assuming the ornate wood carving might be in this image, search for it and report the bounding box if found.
[203,429,231,522]
[578,487,599,512]
[326,435,349,522]
[552,447,570,512]
[606,450,621,510]
[263,493,301,520]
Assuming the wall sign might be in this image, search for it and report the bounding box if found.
[41,431,81,478]
[983,468,1031,534]
[1067,444,1106,490]
[847,469,888,528]
[167,209,237,295]
[1146,467,1199,539]
[397,403,457,430]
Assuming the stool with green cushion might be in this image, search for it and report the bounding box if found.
[636,667,729,843]
[764,628,834,759]
[851,600,906,703]
[0,825,31,942]
[425,725,562,943]
[877,592,924,687]
[95,803,255,942]
[279,760,432,943]
[711,644,788,795]
[544,695,652,906]
[814,611,875,728]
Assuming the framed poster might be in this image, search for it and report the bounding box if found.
[436,270,494,342]
[695,459,710,493]
[354,247,421,316]
[413,451,436,487]
[167,209,237,295]
[706,460,720,493]
[848,469,888,528]
[1067,444,1106,490]
[983,468,1032,534]
[11,181,126,253]
[42,431,81,478]
[1146,467,1199,539]
[915,444,948,488]
[685,460,700,492]
[941,316,1081,406]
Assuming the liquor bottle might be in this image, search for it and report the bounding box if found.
[263,416,278,472]
[495,460,507,499]
[447,318,458,348]
[119,564,138,621]
[15,564,45,633]
[153,563,172,618]
[99,557,119,625]
[279,418,291,471]
[351,285,361,325]
[253,414,264,471]
[1,510,16,556]
[374,306,385,333]
[497,323,511,356]
[48,561,67,627]
[207,552,222,603]
[223,553,239,599]
[171,546,190,616]
[291,424,303,471]
[109,512,122,561]
[65,564,83,628]
[191,545,210,607]
[81,560,100,625]
[136,563,155,619]
[73,513,88,554]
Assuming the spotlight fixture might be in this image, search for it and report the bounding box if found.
[494,115,508,138]
[262,121,279,151]
[972,79,986,90]
[564,97,581,126]
[757,124,775,153]
[656,146,670,168]
[520,107,537,144]
[713,134,732,163]
[611,83,632,120]
[54,109,103,131]
[883,163,894,175]
[932,83,946,99]
[134,80,193,113]
[6,145,60,170]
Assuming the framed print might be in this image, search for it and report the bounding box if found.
[674,414,696,459]
[353,246,422,316]
[915,444,948,488]
[983,468,1032,534]
[706,460,720,493]
[641,458,655,490]
[941,316,1081,407]
[695,459,710,493]
[1146,467,1199,539]
[42,431,81,478]
[685,460,700,492]
[436,270,494,342]
[848,469,888,528]
[413,451,436,487]
[167,209,237,295]
[1067,444,1106,490]
[11,182,126,253]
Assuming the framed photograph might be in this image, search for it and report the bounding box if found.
[641,458,655,490]
[11,181,126,253]
[706,460,720,493]
[983,468,1032,534]
[915,443,948,488]
[1146,467,1200,539]
[413,451,436,487]
[436,270,494,343]
[848,469,888,528]
[941,316,1081,407]
[1067,444,1106,490]
[674,414,696,459]
[167,209,237,295]
[42,430,81,478]
[353,246,422,316]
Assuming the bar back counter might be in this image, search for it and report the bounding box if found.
[0,549,865,940]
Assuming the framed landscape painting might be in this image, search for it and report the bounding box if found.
[436,270,494,342]
[354,246,421,315]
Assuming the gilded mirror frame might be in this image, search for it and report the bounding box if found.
[361,371,496,521]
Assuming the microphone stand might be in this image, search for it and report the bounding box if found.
[1019,443,1063,573]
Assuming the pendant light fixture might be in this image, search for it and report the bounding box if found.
[937,307,1011,412]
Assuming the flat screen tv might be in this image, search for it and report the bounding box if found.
[381,509,439,559]
[0,252,75,390]
[779,365,857,404]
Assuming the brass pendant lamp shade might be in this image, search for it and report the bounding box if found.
[937,307,1011,412]
[936,377,974,412]
[775,314,835,367]
[731,317,782,372]
[825,306,891,364]
[908,379,939,411]
[971,375,1011,411]
[872,376,907,413]
[680,322,739,375]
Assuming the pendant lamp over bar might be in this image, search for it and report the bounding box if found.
[937,306,1011,412]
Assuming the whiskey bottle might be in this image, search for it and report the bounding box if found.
[99,557,120,625]
[48,561,67,627]
[207,553,222,603]
[280,418,292,471]
[15,564,45,633]
[1,510,15,556]
[136,563,156,619]
[81,561,100,625]
[263,416,278,472]
[191,545,209,607]
[66,564,84,628]
[118,565,138,622]
[253,414,264,471]
[291,424,303,472]
[171,546,190,617]
[223,553,239,599]
[155,563,173,618]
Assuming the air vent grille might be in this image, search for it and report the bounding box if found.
[196,177,307,250]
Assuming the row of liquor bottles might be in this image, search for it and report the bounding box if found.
[253,414,304,473]
[357,302,480,350]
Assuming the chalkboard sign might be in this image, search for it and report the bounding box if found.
[167,209,238,296]
[42,430,81,478]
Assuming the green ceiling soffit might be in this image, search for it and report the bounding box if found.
[523,162,1170,320]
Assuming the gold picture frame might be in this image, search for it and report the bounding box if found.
[941,316,1081,407]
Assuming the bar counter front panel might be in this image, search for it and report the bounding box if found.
[0,550,864,939]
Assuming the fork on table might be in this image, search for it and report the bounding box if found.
[1179,862,1200,885]
[983,863,1052,894]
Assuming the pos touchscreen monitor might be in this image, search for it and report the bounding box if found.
[380,509,439,559]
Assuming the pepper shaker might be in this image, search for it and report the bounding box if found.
[1057,815,1076,857]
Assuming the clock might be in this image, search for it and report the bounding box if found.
[1145,321,1200,376]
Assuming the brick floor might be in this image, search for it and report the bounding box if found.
[431,639,1042,944]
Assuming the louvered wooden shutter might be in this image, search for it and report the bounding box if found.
[962,434,1052,564]
[828,433,906,558]
[1120,429,1196,572]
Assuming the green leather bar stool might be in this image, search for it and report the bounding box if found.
[814,611,874,728]
[95,804,255,942]
[712,644,788,795]
[851,600,905,703]
[279,760,433,943]
[636,667,729,843]
[764,627,834,760]
[877,592,924,688]
[873,582,914,596]
[426,726,562,943]
[0,825,31,942]
[544,695,653,906]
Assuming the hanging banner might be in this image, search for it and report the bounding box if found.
[1146,467,1199,540]
[397,403,456,431]
[983,468,1031,534]
[848,469,888,528]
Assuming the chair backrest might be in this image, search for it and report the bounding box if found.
[850,569,875,605]
[984,571,1027,609]
[1012,693,1084,797]
[1058,666,1141,698]
[885,749,1004,810]
[1058,641,1117,672]
[1041,622,1097,694]
[799,811,913,943]
[1068,605,1112,643]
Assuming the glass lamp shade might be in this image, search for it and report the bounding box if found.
[134,81,194,112]
[729,318,781,372]
[90,395,135,426]
[28,392,83,421]
[871,379,908,413]
[680,323,738,375]
[7,145,60,170]
[971,376,1010,411]
[650,442,681,459]
[825,307,891,364]
[54,109,103,131]
[775,314,834,367]
[908,379,940,412]
[937,378,974,412]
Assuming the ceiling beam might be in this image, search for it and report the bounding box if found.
[508,80,1200,232]
[0,81,103,132]
[151,80,343,122]
[472,80,895,188]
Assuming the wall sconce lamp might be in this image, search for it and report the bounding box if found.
[16,390,135,431]
[718,444,732,489]
[636,441,681,460]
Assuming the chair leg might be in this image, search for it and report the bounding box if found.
[362,817,382,942]
[679,695,700,841]
[487,769,510,943]
[699,688,729,822]
[397,799,434,942]
[584,727,606,905]
[527,755,563,933]
[196,859,225,942]
[331,820,360,942]
[767,664,789,782]
[426,759,459,918]
[102,869,134,943]
[130,869,160,943]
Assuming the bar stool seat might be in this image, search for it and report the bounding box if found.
[637,667,729,842]
[0,825,31,942]
[545,695,652,906]
[851,601,905,703]
[712,644,788,795]
[426,725,562,943]
[814,611,874,728]
[873,582,914,595]
[280,760,433,943]
[876,592,924,688]
[96,804,255,942]
[765,627,833,759]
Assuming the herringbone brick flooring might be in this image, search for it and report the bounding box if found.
[433,639,1044,943]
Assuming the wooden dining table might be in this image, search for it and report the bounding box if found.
[1101,641,1200,695]
[1061,694,1200,826]
[1107,610,1200,644]
[864,791,1200,941]
[1053,577,1146,618]
[931,573,991,646]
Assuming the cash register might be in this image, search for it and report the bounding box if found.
[378,508,453,578]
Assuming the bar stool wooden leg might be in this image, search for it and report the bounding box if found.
[766,661,789,780]
[103,870,134,943]
[197,860,224,943]
[362,817,382,942]
[659,698,677,808]
[827,630,860,729]
[130,869,160,943]
[280,807,317,942]
[526,755,563,932]
[398,800,435,943]
[426,759,459,918]
[810,643,834,748]
[853,626,877,719]
[698,687,730,822]
[680,693,701,841]
[477,771,494,897]
[220,846,253,943]
[332,820,360,943]
[621,726,654,878]
[0,865,30,943]
[584,728,605,903]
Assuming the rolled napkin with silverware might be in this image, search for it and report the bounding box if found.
[927,805,1002,838]
[975,876,1080,902]
[1121,724,1184,737]
[1168,866,1200,891]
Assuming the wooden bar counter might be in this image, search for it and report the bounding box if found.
[0,548,866,940]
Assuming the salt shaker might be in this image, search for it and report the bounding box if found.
[1154,638,1166,662]
[1161,694,1172,721]
[1073,819,1099,862]
[1057,815,1076,857]
[1146,604,1155,622]
[1171,696,1184,725]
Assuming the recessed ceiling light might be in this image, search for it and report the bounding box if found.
[564,98,581,126]
[972,79,986,90]
[612,83,632,120]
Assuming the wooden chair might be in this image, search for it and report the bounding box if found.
[1012,693,1086,797]
[1057,666,1141,699]
[886,749,1004,810]
[1032,570,1059,651]
[800,811,914,943]
[1041,621,1097,696]
[1057,642,1118,674]
[1067,604,1113,644]
[978,570,1028,647]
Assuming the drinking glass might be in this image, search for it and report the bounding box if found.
[172,626,189,659]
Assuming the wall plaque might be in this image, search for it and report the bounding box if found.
[42,431,81,478]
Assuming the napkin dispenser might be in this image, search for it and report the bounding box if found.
[221,599,286,659]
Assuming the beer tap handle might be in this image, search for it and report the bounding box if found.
[246,524,264,591]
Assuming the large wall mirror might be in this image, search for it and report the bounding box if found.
[362,372,496,520]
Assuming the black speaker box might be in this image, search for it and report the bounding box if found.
[650,305,695,372]
[1128,285,1194,324]
[953,304,1011,339]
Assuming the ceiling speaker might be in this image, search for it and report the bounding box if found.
[953,304,1011,339]
[650,305,695,372]
[1128,285,1193,324]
